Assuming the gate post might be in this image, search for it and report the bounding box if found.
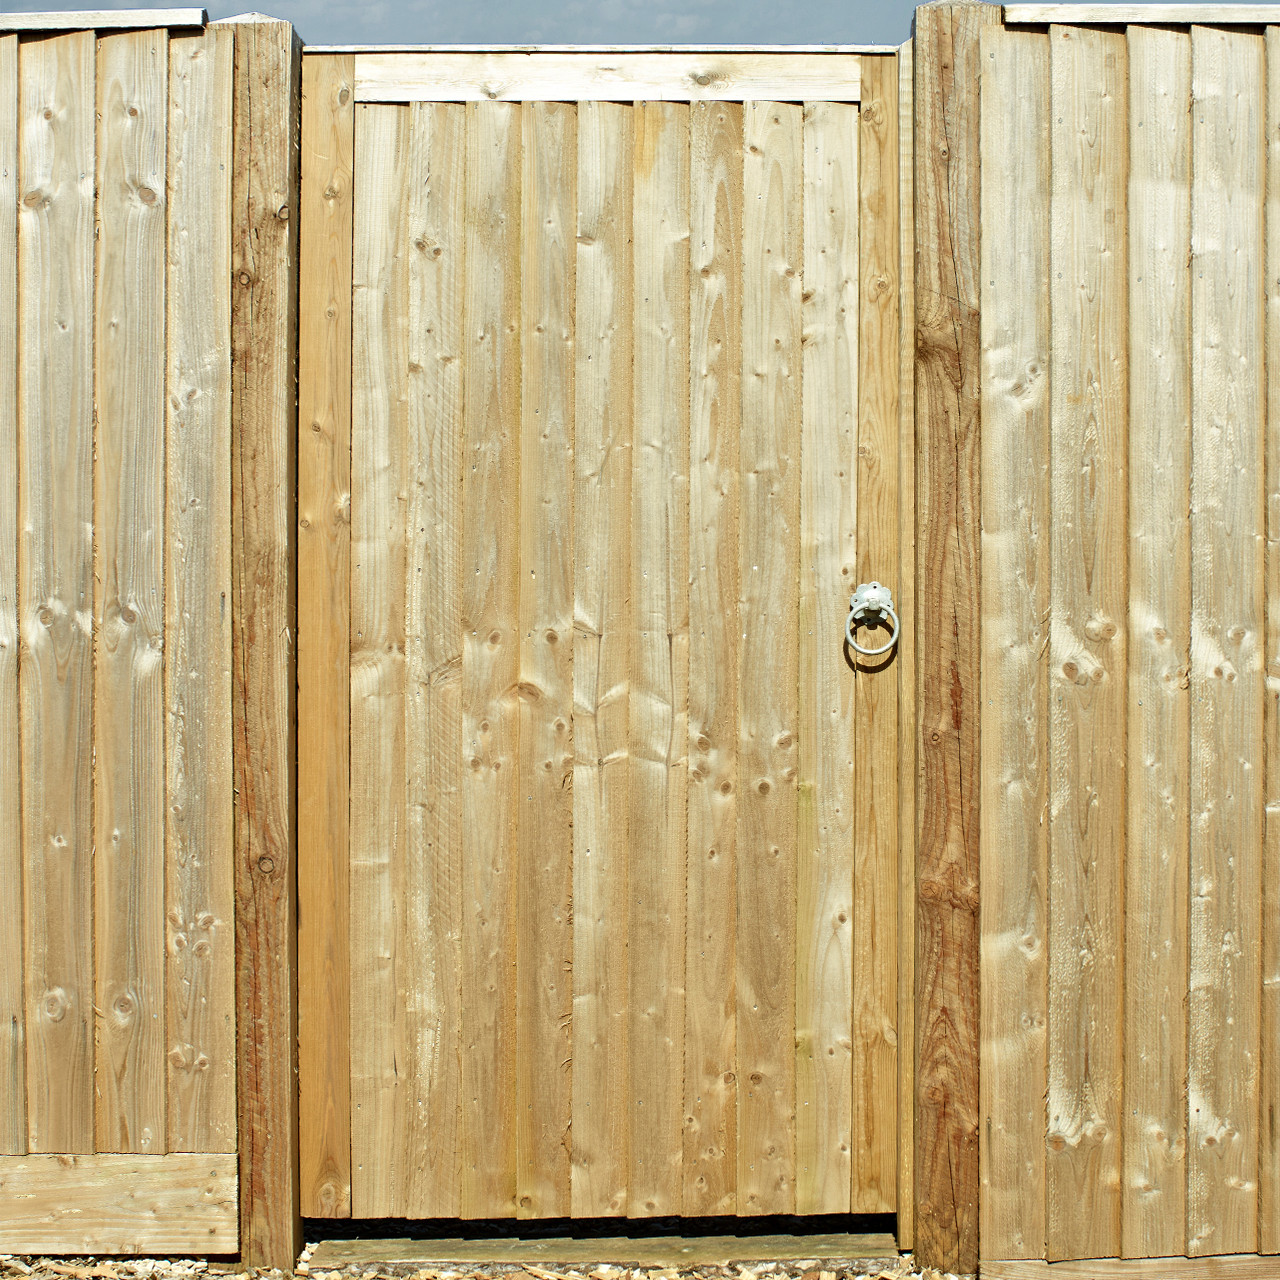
[911,2,996,1274]
[222,12,304,1271]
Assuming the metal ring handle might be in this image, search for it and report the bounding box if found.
[845,605,900,657]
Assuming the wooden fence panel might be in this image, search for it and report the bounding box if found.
[978,11,1280,1271]
[0,10,246,1257]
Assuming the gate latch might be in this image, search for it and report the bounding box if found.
[846,581,900,658]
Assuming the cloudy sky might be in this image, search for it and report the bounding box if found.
[10,0,930,48]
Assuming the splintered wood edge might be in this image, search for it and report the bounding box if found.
[310,1234,900,1269]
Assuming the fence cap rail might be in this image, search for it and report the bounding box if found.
[0,6,206,28]
[309,42,898,53]
[1005,3,1280,24]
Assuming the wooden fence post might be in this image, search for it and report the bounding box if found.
[912,3,997,1274]
[222,12,304,1270]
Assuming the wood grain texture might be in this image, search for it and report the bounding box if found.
[1046,23,1128,1262]
[796,97,856,1218]
[311,1233,898,1269]
[895,38,915,1251]
[226,15,303,1268]
[400,98,466,1220]
[737,99,801,1219]
[571,98,632,1220]
[353,52,861,103]
[1006,4,1280,25]
[628,99,689,1218]
[0,31,23,1158]
[0,1153,238,1255]
[984,1256,1280,1280]
[18,28,96,1157]
[1263,24,1280,1258]
[165,24,236,1159]
[349,101,409,1219]
[1123,24,1191,1261]
[459,99,521,1220]
[516,99,575,1220]
[0,8,206,29]
[684,97,740,1219]
[297,51,353,1216]
[93,25,168,1158]
[1187,23,1265,1260]
[911,7,995,1272]
[853,55,899,1216]
[977,23,1050,1264]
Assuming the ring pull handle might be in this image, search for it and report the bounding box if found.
[846,581,900,658]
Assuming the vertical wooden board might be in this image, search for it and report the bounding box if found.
[93,25,168,1158]
[516,99,575,1220]
[796,96,857,1218]
[349,101,408,1218]
[166,24,235,1160]
[853,55,899,1216]
[978,25,1050,1262]
[685,97,741,1218]
[737,99,801,1218]
[1188,24,1265,1260]
[460,98,521,1220]
[226,16,303,1267]
[1263,24,1280,1259]
[400,98,465,1221]
[297,50,353,1214]
[1047,23,1128,1262]
[1122,24,1191,1261]
[912,7,996,1272]
[18,28,96,1156]
[571,98,632,1220]
[629,99,689,1218]
[0,31,22,1158]
[895,36,916,1254]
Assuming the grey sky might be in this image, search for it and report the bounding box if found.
[8,0,915,50]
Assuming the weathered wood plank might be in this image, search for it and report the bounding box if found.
[571,98,632,1220]
[93,24,169,1158]
[349,100,409,1219]
[1046,22,1128,1263]
[166,23,236,1160]
[400,98,466,1220]
[18,27,96,1157]
[226,15,303,1267]
[985,1257,1280,1280]
[297,50,354,1215]
[1007,4,1280,25]
[353,52,861,103]
[628,99,690,1218]
[894,37,916,1252]
[1263,23,1280,1259]
[0,1153,238,1255]
[0,9,206,29]
[738,98,801,1218]
[911,6,995,1272]
[516,99,575,1220]
[977,23,1050,1263]
[459,99,522,1220]
[310,1233,899,1269]
[0,31,23,1158]
[684,97,741,1218]
[1188,23,1265,1260]
[853,54,899,1216]
[1122,24,1191,1261]
[796,97,856,1217]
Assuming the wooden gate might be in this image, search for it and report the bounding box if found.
[296,46,916,1223]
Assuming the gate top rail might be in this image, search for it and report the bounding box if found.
[0,7,206,27]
